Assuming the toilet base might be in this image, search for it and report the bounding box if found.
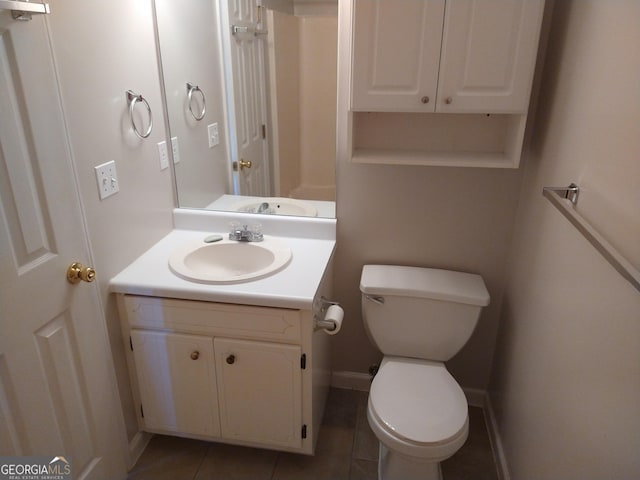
[378,443,442,480]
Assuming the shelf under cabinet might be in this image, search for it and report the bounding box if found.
[350,111,527,169]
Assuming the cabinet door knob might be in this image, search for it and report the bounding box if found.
[191,351,200,360]
[226,354,235,365]
[445,97,453,105]
[421,96,429,104]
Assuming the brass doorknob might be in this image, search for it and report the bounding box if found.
[67,262,96,284]
[233,159,252,171]
[190,351,200,360]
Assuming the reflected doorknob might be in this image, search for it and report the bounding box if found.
[233,159,252,171]
[67,262,96,284]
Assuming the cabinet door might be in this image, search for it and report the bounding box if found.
[130,330,220,436]
[351,0,445,112]
[215,338,302,449]
[437,0,545,113]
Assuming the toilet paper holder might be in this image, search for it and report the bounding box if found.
[314,296,342,332]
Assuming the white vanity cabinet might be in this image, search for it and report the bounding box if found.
[117,294,329,455]
[340,0,547,168]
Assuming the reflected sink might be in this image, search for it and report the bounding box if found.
[168,237,292,284]
[233,197,317,217]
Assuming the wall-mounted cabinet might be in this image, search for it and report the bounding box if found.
[339,0,546,168]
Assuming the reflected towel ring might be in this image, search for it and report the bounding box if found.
[126,90,153,139]
[187,82,206,121]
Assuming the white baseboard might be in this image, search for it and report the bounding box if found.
[331,370,486,407]
[484,394,510,480]
[127,431,152,470]
[330,371,371,391]
[463,387,486,408]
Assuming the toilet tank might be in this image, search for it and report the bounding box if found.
[360,265,490,361]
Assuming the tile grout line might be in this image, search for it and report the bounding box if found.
[192,443,212,480]
[350,390,366,479]
[269,451,282,480]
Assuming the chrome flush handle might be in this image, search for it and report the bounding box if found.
[364,295,385,305]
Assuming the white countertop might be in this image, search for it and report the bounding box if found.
[109,229,336,310]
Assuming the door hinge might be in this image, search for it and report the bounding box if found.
[129,336,133,351]
[261,124,266,139]
[301,424,307,439]
[300,353,306,370]
[140,404,144,418]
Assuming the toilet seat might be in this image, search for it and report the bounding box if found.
[368,357,469,459]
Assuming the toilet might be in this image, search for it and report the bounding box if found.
[360,265,490,480]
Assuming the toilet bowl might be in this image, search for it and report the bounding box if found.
[360,265,489,480]
[368,357,469,480]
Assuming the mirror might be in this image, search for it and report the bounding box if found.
[154,0,338,218]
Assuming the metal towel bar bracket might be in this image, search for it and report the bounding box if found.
[126,90,153,139]
[542,183,640,293]
[0,0,50,20]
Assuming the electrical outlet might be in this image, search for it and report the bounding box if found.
[94,160,119,200]
[171,136,181,163]
[157,141,169,170]
[208,123,219,148]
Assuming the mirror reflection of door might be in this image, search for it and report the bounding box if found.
[222,0,270,196]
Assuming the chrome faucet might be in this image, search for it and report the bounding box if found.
[229,223,263,242]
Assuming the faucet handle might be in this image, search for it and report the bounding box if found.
[251,223,262,237]
[228,221,263,241]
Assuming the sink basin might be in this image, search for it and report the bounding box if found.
[233,197,317,217]
[168,237,292,284]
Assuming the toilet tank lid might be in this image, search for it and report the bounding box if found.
[360,265,490,306]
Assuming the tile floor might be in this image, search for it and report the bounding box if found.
[127,388,499,480]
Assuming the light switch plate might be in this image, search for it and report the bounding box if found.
[171,136,181,163]
[94,160,119,200]
[157,141,169,170]
[208,123,219,148]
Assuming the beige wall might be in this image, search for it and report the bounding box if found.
[270,10,301,197]
[488,1,640,478]
[157,0,230,208]
[47,1,175,444]
[297,16,337,199]
[333,161,524,388]
[272,13,337,200]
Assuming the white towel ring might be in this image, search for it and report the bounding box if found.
[187,82,206,121]
[126,90,153,139]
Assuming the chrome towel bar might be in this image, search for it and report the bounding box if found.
[542,183,640,293]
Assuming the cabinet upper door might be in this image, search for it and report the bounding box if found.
[351,0,445,112]
[131,330,220,436]
[437,0,545,113]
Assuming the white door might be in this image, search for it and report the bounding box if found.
[351,0,445,112]
[223,0,270,196]
[437,0,545,113]
[215,338,302,449]
[0,9,126,479]
[130,330,220,437]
